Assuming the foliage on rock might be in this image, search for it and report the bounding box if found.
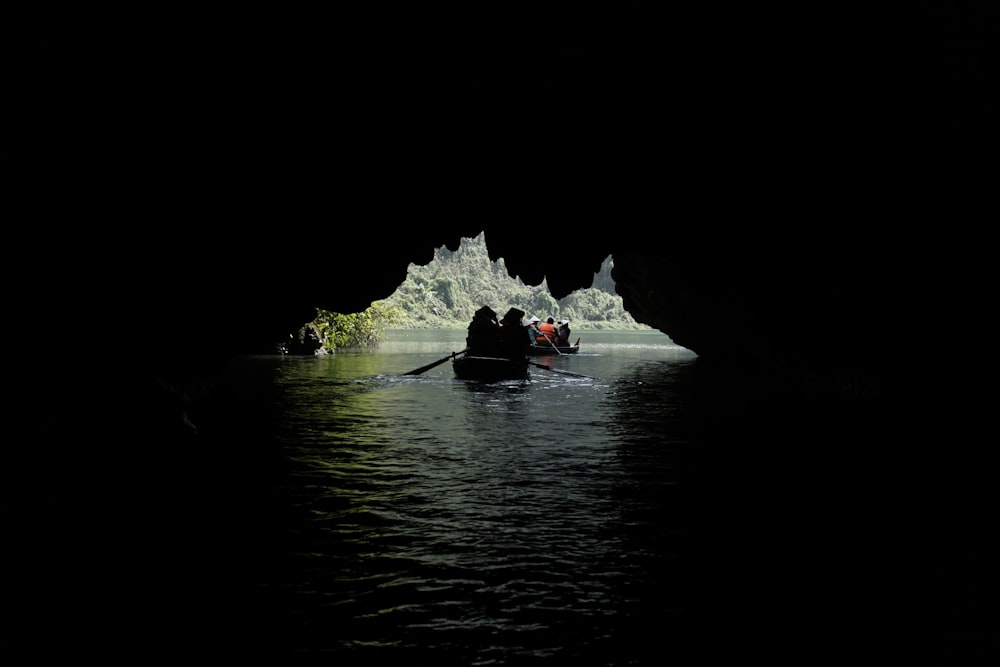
[312,301,404,351]
[306,233,646,352]
[381,233,647,330]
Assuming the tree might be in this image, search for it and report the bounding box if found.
[312,301,405,351]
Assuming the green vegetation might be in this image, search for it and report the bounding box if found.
[312,301,404,350]
[380,232,649,330]
[311,233,648,351]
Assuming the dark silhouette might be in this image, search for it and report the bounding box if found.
[499,307,528,361]
[466,306,501,357]
[556,319,571,346]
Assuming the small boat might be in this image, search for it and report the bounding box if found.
[453,355,530,382]
[527,338,581,356]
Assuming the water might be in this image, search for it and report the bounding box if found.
[19,329,986,663]
[249,330,702,664]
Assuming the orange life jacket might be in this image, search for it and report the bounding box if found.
[536,321,556,343]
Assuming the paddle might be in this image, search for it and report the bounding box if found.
[543,334,562,355]
[403,348,469,375]
[527,360,598,379]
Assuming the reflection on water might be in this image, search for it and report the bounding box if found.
[253,331,703,662]
[15,329,987,664]
[70,328,980,664]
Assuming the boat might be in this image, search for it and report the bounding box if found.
[452,355,530,382]
[527,337,581,355]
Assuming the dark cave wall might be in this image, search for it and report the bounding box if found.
[7,11,994,662]
[12,4,994,396]
[610,240,895,396]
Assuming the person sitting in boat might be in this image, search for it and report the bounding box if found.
[536,316,558,346]
[499,307,529,360]
[556,319,571,347]
[525,316,542,345]
[466,305,502,357]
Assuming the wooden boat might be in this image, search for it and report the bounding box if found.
[527,337,580,356]
[452,355,530,382]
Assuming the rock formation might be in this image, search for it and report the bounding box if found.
[7,6,994,660]
[10,5,994,420]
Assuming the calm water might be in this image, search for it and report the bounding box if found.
[246,330,702,664]
[78,329,985,664]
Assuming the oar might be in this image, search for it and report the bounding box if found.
[543,334,562,355]
[403,348,469,375]
[527,360,597,379]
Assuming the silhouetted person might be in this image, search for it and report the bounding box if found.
[556,319,571,346]
[499,307,528,361]
[466,306,501,357]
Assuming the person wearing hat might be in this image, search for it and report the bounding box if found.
[556,319,571,346]
[466,306,501,357]
[525,316,542,345]
[499,307,529,360]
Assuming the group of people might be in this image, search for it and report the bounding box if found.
[526,315,571,348]
[465,306,530,360]
[465,306,572,359]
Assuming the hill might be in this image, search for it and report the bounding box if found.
[383,233,651,330]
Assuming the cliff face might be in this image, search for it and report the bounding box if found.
[7,11,994,661]
[13,6,993,397]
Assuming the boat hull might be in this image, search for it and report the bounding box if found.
[453,356,529,382]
